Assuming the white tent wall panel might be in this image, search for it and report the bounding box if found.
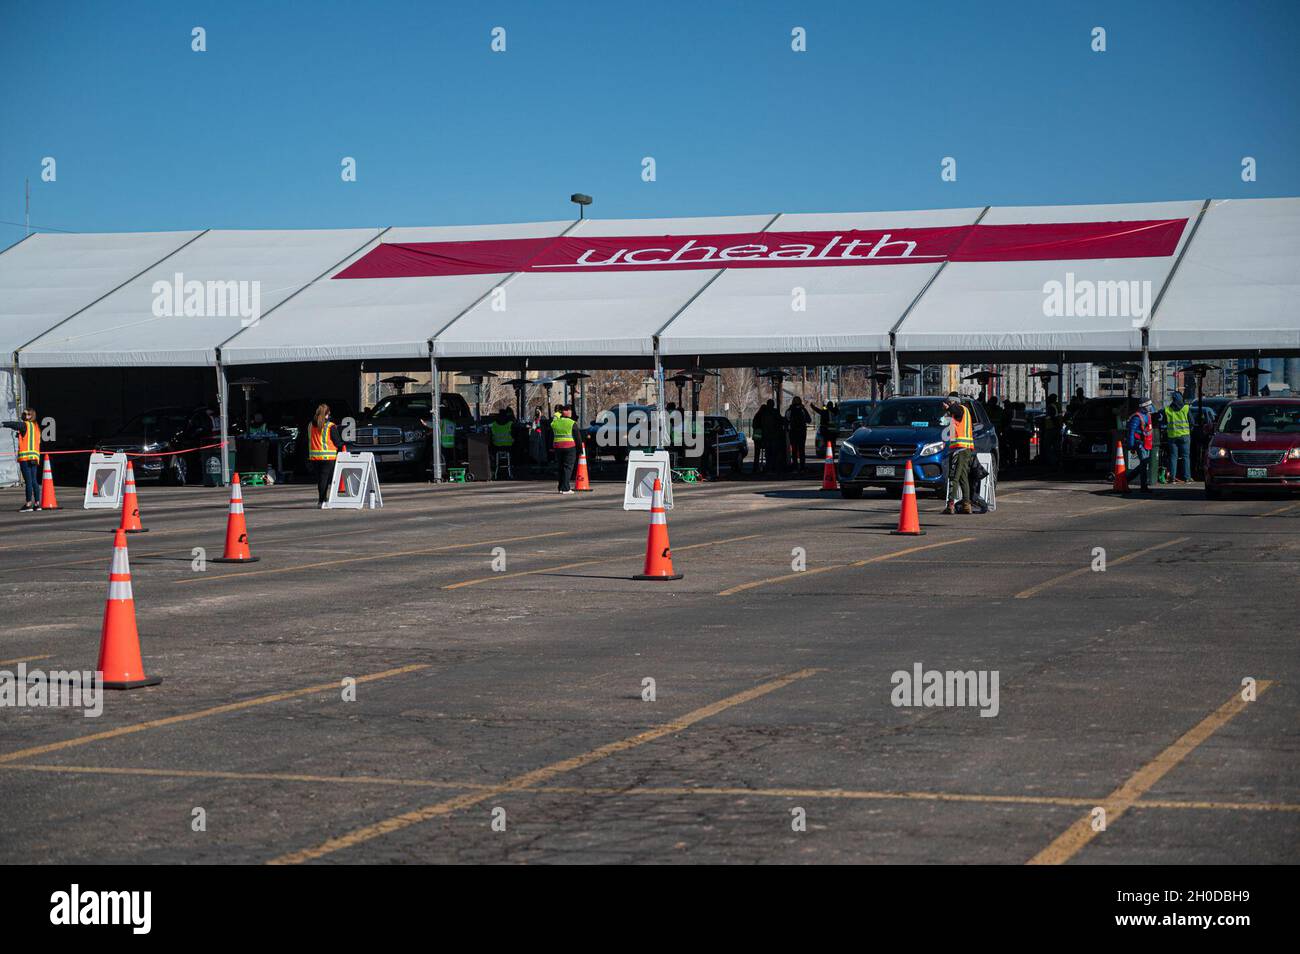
[1148,198,1300,354]
[1,230,202,356]
[0,367,17,486]
[221,221,575,365]
[433,214,771,359]
[18,229,382,368]
[894,200,1205,355]
[659,208,983,357]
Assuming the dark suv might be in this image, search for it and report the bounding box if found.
[97,406,219,484]
[836,397,999,499]
[1061,397,1139,472]
[347,391,473,478]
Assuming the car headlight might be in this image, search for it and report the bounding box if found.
[919,441,945,457]
[142,442,162,453]
[840,442,859,456]
[1210,446,1228,459]
[403,430,422,442]
[1287,447,1300,460]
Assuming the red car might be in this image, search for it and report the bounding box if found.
[1204,398,1300,498]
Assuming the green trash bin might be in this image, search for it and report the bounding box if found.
[202,447,237,487]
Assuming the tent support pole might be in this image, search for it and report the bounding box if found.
[216,359,230,486]
[12,357,26,411]
[1141,331,1151,401]
[430,350,442,484]
[889,335,900,398]
[653,339,666,449]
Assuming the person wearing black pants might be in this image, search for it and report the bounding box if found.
[551,405,578,493]
[307,403,343,507]
[316,459,335,504]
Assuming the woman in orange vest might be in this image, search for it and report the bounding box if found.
[4,407,43,512]
[307,403,342,508]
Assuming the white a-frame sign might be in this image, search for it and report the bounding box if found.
[84,452,127,509]
[324,451,384,509]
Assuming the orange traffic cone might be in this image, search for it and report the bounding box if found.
[633,477,683,581]
[574,444,593,491]
[890,460,925,536]
[211,473,259,563]
[39,455,61,510]
[97,529,161,689]
[119,461,147,533]
[821,440,839,490]
[1112,441,1129,493]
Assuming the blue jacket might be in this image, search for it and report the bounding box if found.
[1126,411,1152,450]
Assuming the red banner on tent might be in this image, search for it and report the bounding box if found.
[334,219,1187,280]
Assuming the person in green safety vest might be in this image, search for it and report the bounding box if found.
[1163,390,1193,483]
[489,409,515,450]
[551,405,579,493]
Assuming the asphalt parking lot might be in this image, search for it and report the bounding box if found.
[0,471,1296,864]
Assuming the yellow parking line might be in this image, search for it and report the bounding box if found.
[1135,797,1299,813]
[443,533,760,590]
[445,558,603,590]
[0,654,52,666]
[1026,681,1274,865]
[173,531,570,584]
[0,664,428,765]
[6,763,1294,815]
[1013,536,1189,599]
[1062,503,1136,519]
[0,763,488,791]
[1253,501,1300,519]
[267,667,822,864]
[718,537,975,596]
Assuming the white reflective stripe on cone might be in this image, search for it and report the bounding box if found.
[107,580,134,601]
[110,547,130,575]
[229,502,244,514]
[650,510,666,525]
[231,484,243,502]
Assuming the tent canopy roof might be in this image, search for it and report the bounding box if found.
[4,197,1296,371]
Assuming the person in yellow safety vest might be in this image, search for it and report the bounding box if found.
[489,409,514,450]
[1163,390,1193,483]
[3,407,42,511]
[308,403,343,508]
[942,393,986,515]
[551,404,579,494]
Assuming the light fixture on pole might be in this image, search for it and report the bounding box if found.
[570,193,592,220]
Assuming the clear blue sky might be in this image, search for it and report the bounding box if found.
[2,0,1297,248]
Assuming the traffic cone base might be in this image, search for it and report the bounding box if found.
[39,456,62,509]
[103,675,163,690]
[212,473,258,562]
[634,478,683,580]
[97,529,161,690]
[891,460,925,535]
